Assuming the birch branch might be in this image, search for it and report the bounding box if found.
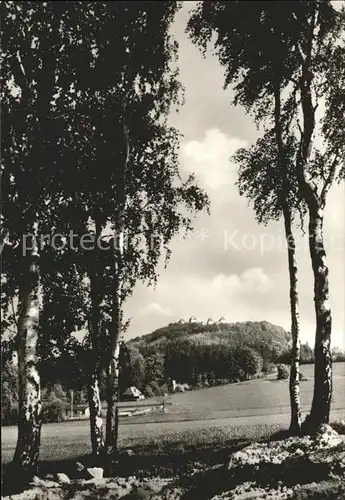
[321,154,340,206]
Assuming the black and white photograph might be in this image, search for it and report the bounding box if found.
[1,1,345,498]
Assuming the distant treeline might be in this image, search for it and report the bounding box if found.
[278,343,345,365]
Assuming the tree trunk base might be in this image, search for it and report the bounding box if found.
[12,418,42,484]
[302,411,330,435]
[87,378,105,459]
[102,450,120,477]
[289,420,302,437]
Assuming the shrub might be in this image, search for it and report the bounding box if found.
[208,371,217,386]
[234,346,263,380]
[159,383,169,395]
[237,368,246,382]
[277,349,291,365]
[331,419,345,435]
[42,399,67,423]
[1,405,18,426]
[277,364,289,380]
[142,385,155,398]
[147,380,164,396]
[299,371,308,381]
[215,378,229,386]
[262,361,277,374]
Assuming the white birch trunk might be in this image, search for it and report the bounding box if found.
[87,219,104,458]
[87,376,104,458]
[308,209,332,426]
[283,206,302,434]
[105,106,129,457]
[13,231,42,482]
[298,38,333,429]
[274,86,302,435]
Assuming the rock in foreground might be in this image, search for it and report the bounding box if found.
[3,426,345,500]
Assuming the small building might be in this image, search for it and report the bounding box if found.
[174,384,185,393]
[121,386,145,401]
[172,380,187,393]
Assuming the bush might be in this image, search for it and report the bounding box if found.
[262,361,277,374]
[206,371,216,386]
[299,371,308,381]
[145,380,165,396]
[215,378,230,386]
[230,346,263,382]
[277,349,291,365]
[42,399,67,423]
[277,364,289,380]
[331,419,345,435]
[159,383,169,395]
[1,405,18,426]
[143,385,155,398]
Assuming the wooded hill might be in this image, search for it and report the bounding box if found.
[123,321,292,390]
[130,320,290,357]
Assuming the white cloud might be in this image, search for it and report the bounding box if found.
[126,267,275,336]
[240,267,275,294]
[212,267,274,295]
[138,302,172,317]
[183,128,248,191]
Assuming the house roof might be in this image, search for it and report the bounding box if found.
[123,386,143,396]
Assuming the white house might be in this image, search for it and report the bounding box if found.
[122,386,145,401]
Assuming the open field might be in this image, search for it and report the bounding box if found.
[2,363,344,466]
[148,362,345,421]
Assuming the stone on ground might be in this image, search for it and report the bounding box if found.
[315,424,342,447]
[56,473,71,484]
[85,467,103,479]
[30,476,60,488]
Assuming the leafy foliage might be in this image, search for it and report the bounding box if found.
[277,364,290,380]
[41,399,67,424]
[1,355,18,425]
[131,321,290,352]
[187,1,345,197]
[187,2,336,115]
[235,129,305,225]
[127,321,289,389]
[119,344,146,394]
[187,0,345,430]
[1,0,209,426]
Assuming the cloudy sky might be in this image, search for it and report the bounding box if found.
[124,3,345,348]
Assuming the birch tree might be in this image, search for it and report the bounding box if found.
[1,2,59,479]
[235,126,305,434]
[37,1,209,461]
[1,1,95,479]
[85,2,209,460]
[291,4,345,429]
[188,0,345,430]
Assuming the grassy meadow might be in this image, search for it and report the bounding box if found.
[1,363,344,467]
